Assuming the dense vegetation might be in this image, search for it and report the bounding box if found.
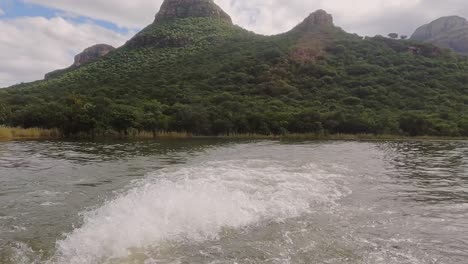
[1,16,468,137]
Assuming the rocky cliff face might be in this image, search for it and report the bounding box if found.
[292,9,335,32]
[154,0,232,24]
[45,44,115,79]
[73,44,115,67]
[411,16,468,54]
[288,10,346,63]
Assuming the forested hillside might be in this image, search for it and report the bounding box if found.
[1,0,468,137]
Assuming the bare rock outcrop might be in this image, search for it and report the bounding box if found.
[411,16,468,54]
[73,44,115,67]
[292,10,335,33]
[45,44,115,80]
[154,0,232,24]
[288,10,345,63]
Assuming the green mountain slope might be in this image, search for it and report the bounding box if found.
[1,0,468,137]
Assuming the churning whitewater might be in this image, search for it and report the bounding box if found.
[48,160,349,264]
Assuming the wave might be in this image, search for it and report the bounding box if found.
[46,160,349,264]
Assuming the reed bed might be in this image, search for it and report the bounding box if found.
[0,126,465,141]
[128,131,192,139]
[0,126,60,140]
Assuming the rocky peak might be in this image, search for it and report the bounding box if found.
[292,10,334,32]
[73,44,115,67]
[287,10,341,64]
[45,44,115,79]
[411,16,468,54]
[412,16,468,41]
[154,0,232,24]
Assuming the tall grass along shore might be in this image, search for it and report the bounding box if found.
[0,126,467,141]
[0,126,60,140]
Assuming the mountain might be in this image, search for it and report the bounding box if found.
[411,16,468,54]
[154,0,232,23]
[45,44,115,79]
[125,0,236,49]
[1,0,468,137]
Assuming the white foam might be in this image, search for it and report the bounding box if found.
[49,160,349,264]
[40,202,63,206]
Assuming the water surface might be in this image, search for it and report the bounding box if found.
[0,139,467,263]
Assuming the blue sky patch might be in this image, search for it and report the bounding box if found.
[0,0,135,34]
[0,0,57,19]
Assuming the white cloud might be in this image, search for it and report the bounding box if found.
[0,17,131,87]
[25,0,161,29]
[24,0,468,36]
[0,8,4,16]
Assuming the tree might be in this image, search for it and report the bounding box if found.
[399,113,432,136]
[458,119,468,137]
[388,33,399,39]
[109,105,139,135]
[168,104,210,134]
[60,96,99,137]
[289,110,323,133]
[10,103,65,130]
[247,113,270,135]
[141,100,169,137]
[212,119,234,135]
[0,103,10,125]
[400,35,408,40]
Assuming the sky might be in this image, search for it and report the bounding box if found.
[1,0,468,87]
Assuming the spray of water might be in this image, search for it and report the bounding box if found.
[45,160,348,264]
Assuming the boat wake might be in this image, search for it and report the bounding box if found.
[18,160,351,264]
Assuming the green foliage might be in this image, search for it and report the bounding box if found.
[0,103,10,124]
[399,113,433,136]
[141,100,169,135]
[1,17,467,137]
[388,33,399,39]
[109,104,140,135]
[459,119,468,136]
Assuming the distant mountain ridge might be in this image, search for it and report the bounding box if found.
[411,16,468,54]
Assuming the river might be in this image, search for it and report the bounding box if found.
[0,139,467,263]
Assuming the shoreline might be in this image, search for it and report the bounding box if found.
[1,127,467,142]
